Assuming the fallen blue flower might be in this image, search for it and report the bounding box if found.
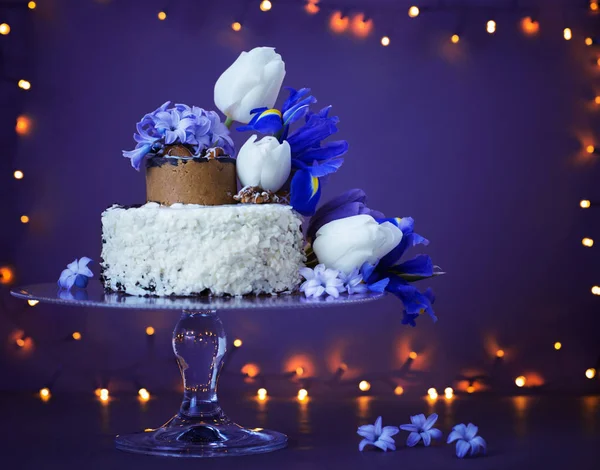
[357,416,399,452]
[58,257,93,290]
[447,423,487,458]
[400,413,442,447]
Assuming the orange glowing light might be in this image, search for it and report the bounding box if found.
[408,6,420,18]
[496,349,505,358]
[295,366,304,376]
[486,20,496,34]
[380,36,390,46]
[520,17,539,36]
[586,145,596,154]
[359,380,371,392]
[444,387,454,399]
[72,331,82,341]
[394,385,404,396]
[231,22,242,32]
[0,266,15,285]
[515,376,526,387]
[467,385,475,393]
[233,338,242,348]
[157,11,167,20]
[329,11,349,34]
[18,79,31,90]
[586,368,597,379]
[351,14,373,38]
[409,351,418,360]
[16,115,31,135]
[259,0,272,12]
[451,34,460,44]
[39,388,51,401]
[564,28,572,41]
[427,387,438,399]
[20,215,29,224]
[581,199,591,208]
[297,388,308,401]
[591,1,599,12]
[587,37,594,46]
[16,338,25,347]
[99,388,109,401]
[27,300,39,306]
[241,363,260,378]
[305,1,319,15]
[138,388,150,401]
[145,326,155,336]
[0,23,10,35]
[257,388,267,400]
[592,285,600,295]
[14,170,24,179]
[583,238,594,247]
[28,1,36,10]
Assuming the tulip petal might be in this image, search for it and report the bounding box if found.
[260,140,291,192]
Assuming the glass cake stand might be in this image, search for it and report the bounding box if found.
[11,281,384,458]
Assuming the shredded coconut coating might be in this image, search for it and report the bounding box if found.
[101,202,305,296]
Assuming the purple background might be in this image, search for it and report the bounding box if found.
[1,0,599,395]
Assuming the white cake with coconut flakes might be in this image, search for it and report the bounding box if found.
[100,203,305,297]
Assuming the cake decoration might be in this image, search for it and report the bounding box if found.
[107,45,443,314]
[357,416,400,452]
[447,423,487,458]
[300,187,443,324]
[235,85,348,216]
[298,264,346,299]
[399,413,443,447]
[122,102,234,170]
[236,135,291,193]
[58,257,93,290]
[214,46,286,125]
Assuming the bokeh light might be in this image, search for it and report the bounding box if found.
[515,376,526,387]
[231,22,242,32]
[521,17,539,36]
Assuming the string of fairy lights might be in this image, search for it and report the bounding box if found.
[1,0,599,405]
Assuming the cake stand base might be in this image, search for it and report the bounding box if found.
[115,414,287,458]
[116,309,287,458]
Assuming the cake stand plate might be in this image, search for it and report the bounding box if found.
[11,281,384,458]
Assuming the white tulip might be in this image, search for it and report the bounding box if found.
[313,215,403,275]
[236,135,291,192]
[214,47,286,124]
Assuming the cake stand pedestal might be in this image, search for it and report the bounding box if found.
[11,281,384,458]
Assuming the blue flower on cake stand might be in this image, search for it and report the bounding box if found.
[58,257,93,290]
[360,217,444,326]
[357,416,400,452]
[399,413,443,447]
[299,264,345,298]
[447,423,487,458]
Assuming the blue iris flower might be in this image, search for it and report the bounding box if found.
[288,106,348,215]
[360,217,443,326]
[447,423,487,458]
[237,87,317,137]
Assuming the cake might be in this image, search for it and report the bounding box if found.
[101,203,304,296]
[94,46,440,324]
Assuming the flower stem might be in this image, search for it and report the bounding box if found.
[224,116,234,129]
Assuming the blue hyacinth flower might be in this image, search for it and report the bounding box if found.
[399,413,443,447]
[290,169,321,216]
[58,257,93,291]
[447,423,487,458]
